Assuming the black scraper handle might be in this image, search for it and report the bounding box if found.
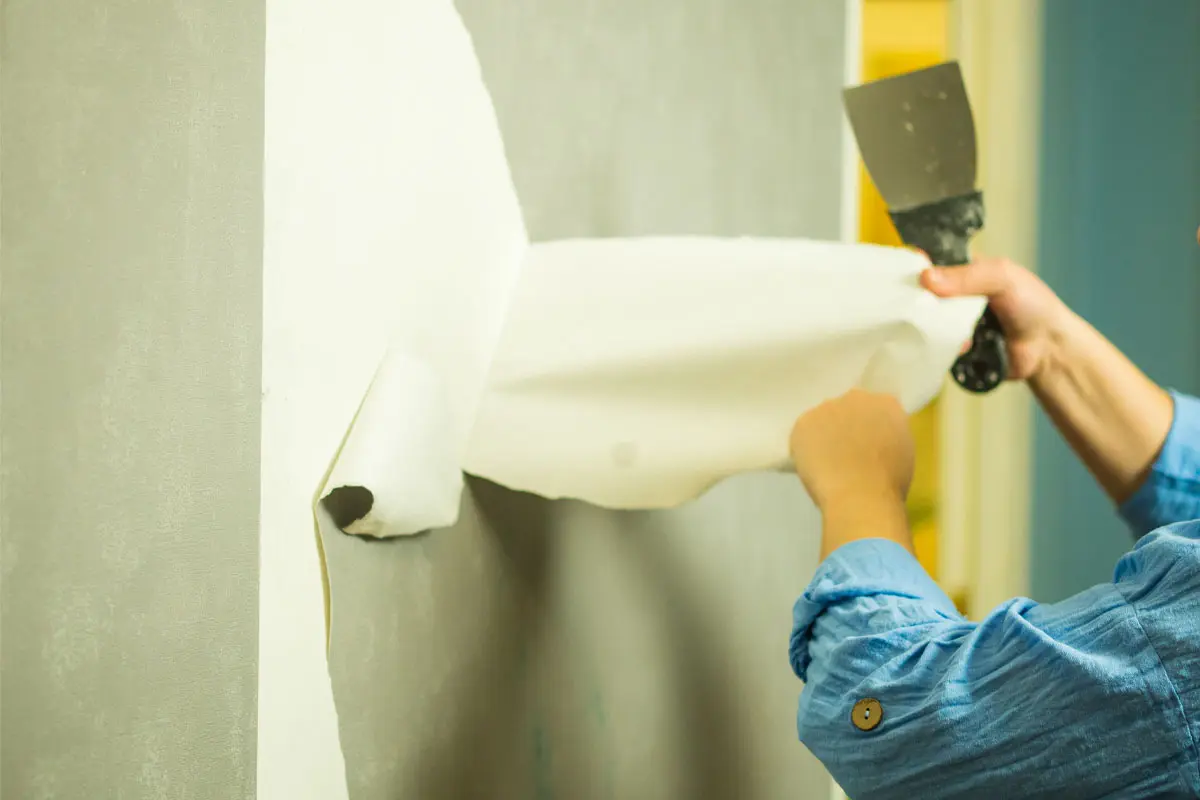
[889,189,1008,394]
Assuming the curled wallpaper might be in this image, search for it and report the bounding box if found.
[306,11,981,541]
[263,0,979,796]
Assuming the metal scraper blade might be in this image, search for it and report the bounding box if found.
[843,61,977,212]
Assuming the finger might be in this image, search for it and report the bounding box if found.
[959,338,971,355]
[920,258,1013,299]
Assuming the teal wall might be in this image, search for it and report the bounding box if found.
[1032,0,1200,601]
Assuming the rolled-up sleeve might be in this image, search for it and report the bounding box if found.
[789,537,1200,799]
[1121,390,1200,536]
[789,539,961,684]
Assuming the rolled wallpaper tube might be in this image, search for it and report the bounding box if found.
[319,350,463,538]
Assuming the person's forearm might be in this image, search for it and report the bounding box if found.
[820,492,912,560]
[1031,310,1174,505]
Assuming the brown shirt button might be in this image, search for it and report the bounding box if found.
[851,698,883,732]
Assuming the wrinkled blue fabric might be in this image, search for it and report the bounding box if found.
[790,391,1200,799]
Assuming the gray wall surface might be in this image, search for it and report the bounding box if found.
[1,0,847,797]
[323,1,847,797]
[0,1,264,797]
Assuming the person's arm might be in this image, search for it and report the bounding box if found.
[819,494,909,560]
[1031,309,1200,535]
[1029,308,1173,504]
[924,257,1200,534]
[1118,391,1200,536]
[789,389,916,560]
[790,530,1200,799]
[787,387,1198,798]
[921,259,1194,522]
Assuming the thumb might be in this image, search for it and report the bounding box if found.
[921,258,1013,299]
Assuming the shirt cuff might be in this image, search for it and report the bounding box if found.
[1120,390,1200,537]
[788,538,959,682]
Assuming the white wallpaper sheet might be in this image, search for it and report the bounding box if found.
[261,0,980,795]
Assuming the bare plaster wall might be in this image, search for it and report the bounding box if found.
[0,2,264,796]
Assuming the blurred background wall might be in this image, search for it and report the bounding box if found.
[1032,0,1200,601]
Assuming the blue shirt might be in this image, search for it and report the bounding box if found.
[790,391,1200,799]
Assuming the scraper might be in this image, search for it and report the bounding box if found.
[843,61,1007,394]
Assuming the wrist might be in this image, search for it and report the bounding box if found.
[819,491,911,559]
[820,487,909,532]
[1029,304,1087,388]
[821,491,908,522]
